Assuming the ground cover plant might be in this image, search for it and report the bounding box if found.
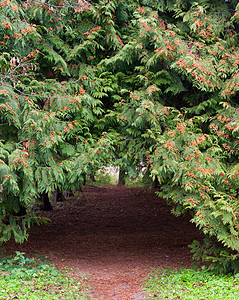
[144,266,239,300]
[0,250,90,299]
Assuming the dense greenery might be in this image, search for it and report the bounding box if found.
[144,266,239,299]
[0,250,90,299]
[0,0,238,272]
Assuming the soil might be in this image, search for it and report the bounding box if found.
[4,185,204,299]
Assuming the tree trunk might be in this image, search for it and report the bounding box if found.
[56,188,66,202]
[153,176,160,189]
[40,192,53,211]
[89,173,96,182]
[118,167,126,186]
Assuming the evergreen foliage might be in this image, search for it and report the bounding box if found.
[0,0,238,273]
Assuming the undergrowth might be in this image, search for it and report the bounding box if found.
[0,250,91,299]
[144,266,239,300]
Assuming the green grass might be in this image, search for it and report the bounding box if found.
[0,250,91,299]
[144,266,239,299]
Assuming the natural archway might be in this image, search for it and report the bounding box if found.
[0,0,238,275]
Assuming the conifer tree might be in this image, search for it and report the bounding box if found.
[0,0,238,273]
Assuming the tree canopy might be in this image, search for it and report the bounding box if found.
[0,0,238,273]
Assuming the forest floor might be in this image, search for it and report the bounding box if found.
[4,185,204,299]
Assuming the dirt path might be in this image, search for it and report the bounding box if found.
[4,186,204,299]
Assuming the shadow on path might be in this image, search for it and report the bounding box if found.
[4,186,204,299]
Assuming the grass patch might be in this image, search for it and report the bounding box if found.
[144,266,239,299]
[0,250,91,299]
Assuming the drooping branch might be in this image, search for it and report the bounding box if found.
[23,0,91,12]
